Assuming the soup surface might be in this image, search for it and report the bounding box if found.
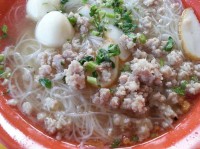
[1,0,200,148]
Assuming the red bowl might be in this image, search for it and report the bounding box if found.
[1,0,200,148]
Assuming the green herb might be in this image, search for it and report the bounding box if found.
[101,0,113,7]
[0,72,10,79]
[85,61,98,72]
[61,61,65,66]
[0,25,8,39]
[79,56,94,65]
[105,12,115,18]
[68,16,77,26]
[0,54,5,62]
[110,88,117,94]
[133,7,139,12]
[132,135,139,142]
[159,59,165,67]
[91,30,101,36]
[60,0,68,5]
[92,71,98,78]
[62,76,66,83]
[114,9,137,34]
[172,80,188,96]
[139,34,147,44]
[107,44,121,57]
[39,78,52,89]
[96,48,112,64]
[60,0,68,12]
[82,0,88,4]
[128,33,137,42]
[0,71,11,78]
[87,76,98,86]
[150,133,158,138]
[96,44,120,67]
[0,65,4,70]
[111,139,121,148]
[90,5,107,36]
[163,37,175,52]
[191,76,199,82]
[121,64,131,72]
[3,89,10,95]
[111,0,124,14]
[0,70,4,75]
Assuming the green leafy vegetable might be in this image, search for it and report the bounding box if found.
[121,64,131,72]
[111,139,121,148]
[0,54,5,62]
[0,65,4,70]
[0,71,11,79]
[132,135,139,142]
[79,56,94,65]
[85,61,98,72]
[39,78,52,89]
[159,59,165,67]
[82,0,88,4]
[150,133,158,138]
[101,0,113,7]
[68,16,77,26]
[111,0,124,14]
[110,88,117,94]
[139,34,147,44]
[87,76,98,86]
[60,0,69,12]
[92,71,98,78]
[60,0,69,5]
[91,30,101,36]
[0,70,4,75]
[96,44,120,67]
[128,33,137,42]
[105,12,115,18]
[107,44,121,57]
[114,7,137,34]
[163,37,175,52]
[191,76,199,82]
[0,24,8,40]
[172,81,188,96]
[3,89,10,95]
[90,5,107,36]
[96,48,111,64]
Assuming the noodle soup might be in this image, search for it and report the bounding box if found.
[1,0,200,148]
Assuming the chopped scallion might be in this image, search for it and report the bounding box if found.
[106,13,115,18]
[121,64,131,72]
[85,61,98,72]
[60,0,69,5]
[0,54,5,62]
[91,30,101,36]
[139,34,147,44]
[82,0,88,4]
[87,76,98,86]
[68,16,77,26]
[111,139,121,148]
[79,56,94,65]
[0,24,8,39]
[163,37,175,52]
[159,59,165,67]
[39,78,52,89]
[128,33,137,42]
[172,80,188,96]
[132,135,139,142]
